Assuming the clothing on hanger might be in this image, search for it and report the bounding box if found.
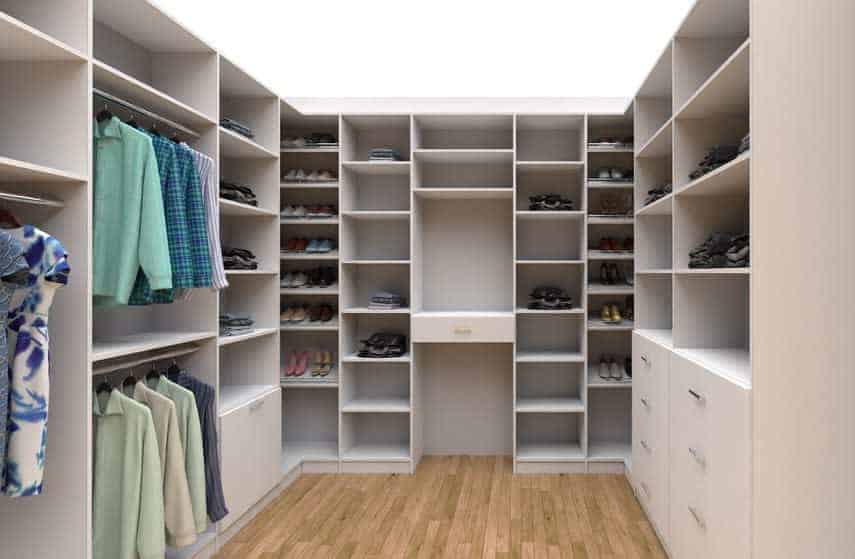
[182,144,228,290]
[0,230,27,471]
[93,388,165,559]
[1,225,69,497]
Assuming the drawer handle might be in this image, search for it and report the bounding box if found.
[640,440,650,452]
[641,355,650,365]
[454,327,473,334]
[688,447,706,467]
[688,506,706,529]
[640,397,650,408]
[688,389,705,403]
[249,399,265,412]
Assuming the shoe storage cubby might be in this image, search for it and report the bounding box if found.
[414,197,513,311]
[341,262,410,311]
[635,154,673,214]
[516,115,584,162]
[341,361,410,412]
[93,0,218,125]
[674,192,749,271]
[341,164,410,211]
[281,388,339,474]
[516,164,585,212]
[516,363,584,410]
[635,275,673,330]
[587,389,631,462]
[517,314,584,360]
[517,217,584,261]
[635,43,673,152]
[219,333,280,394]
[516,263,584,312]
[341,214,410,262]
[221,274,279,331]
[413,115,513,150]
[413,149,514,190]
[636,214,673,272]
[516,413,585,463]
[341,115,411,162]
[221,215,280,273]
[674,116,748,192]
[341,412,411,465]
[341,313,410,360]
[280,332,339,376]
[587,330,633,371]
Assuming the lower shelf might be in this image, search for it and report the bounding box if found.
[281,441,339,474]
[516,443,585,462]
[587,441,631,462]
[341,443,411,462]
[218,384,279,416]
[515,397,584,413]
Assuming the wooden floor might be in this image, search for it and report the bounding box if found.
[215,456,667,559]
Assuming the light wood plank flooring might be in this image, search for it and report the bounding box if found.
[215,456,666,559]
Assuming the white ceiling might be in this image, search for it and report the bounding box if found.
[153,0,696,100]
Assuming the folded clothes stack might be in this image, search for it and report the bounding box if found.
[222,246,258,270]
[528,286,574,310]
[281,133,338,149]
[643,182,673,206]
[220,117,254,139]
[689,233,749,268]
[219,313,255,337]
[358,333,407,358]
[368,148,402,161]
[368,291,406,310]
[689,138,749,180]
[280,267,337,288]
[529,194,575,211]
[220,181,258,206]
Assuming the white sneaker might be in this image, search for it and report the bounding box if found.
[306,170,320,182]
[294,169,307,182]
[280,272,295,287]
[598,168,611,179]
[292,205,307,218]
[283,169,298,181]
[610,168,625,180]
[280,205,296,217]
[317,170,335,182]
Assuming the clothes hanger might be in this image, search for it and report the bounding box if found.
[96,102,113,123]
[145,361,161,383]
[95,378,113,395]
[121,366,138,391]
[125,108,140,130]
[166,359,182,381]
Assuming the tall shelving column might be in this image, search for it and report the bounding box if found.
[513,115,587,473]
[0,3,91,558]
[279,102,341,474]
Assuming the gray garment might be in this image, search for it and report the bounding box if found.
[0,230,27,466]
[172,372,229,522]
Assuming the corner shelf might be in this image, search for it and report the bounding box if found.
[219,126,279,159]
[0,156,87,184]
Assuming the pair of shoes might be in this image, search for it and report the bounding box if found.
[358,333,407,358]
[596,167,633,181]
[280,271,308,288]
[597,237,633,252]
[281,205,338,219]
[598,355,627,381]
[311,351,335,377]
[528,286,574,310]
[600,304,623,323]
[280,304,335,323]
[282,267,337,288]
[599,262,626,285]
[282,238,337,253]
[529,194,575,211]
[282,168,337,183]
[283,351,310,377]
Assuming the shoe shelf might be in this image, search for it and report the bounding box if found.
[587,389,631,461]
[587,181,634,190]
[516,210,585,220]
[280,286,339,295]
[281,377,339,389]
[220,198,279,217]
[342,353,411,363]
[280,147,339,154]
[342,307,410,315]
[280,320,339,332]
[516,397,584,414]
[515,308,585,315]
[587,366,632,389]
[588,250,634,260]
[282,387,339,472]
[340,210,410,220]
[587,284,634,295]
[281,182,339,190]
[588,216,634,225]
[281,251,339,261]
[636,118,673,159]
[279,217,339,225]
[515,161,585,170]
[587,319,635,332]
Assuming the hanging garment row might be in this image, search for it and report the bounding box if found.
[92,96,227,307]
[93,364,228,559]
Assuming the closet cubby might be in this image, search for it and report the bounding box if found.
[674,193,749,271]
[516,115,584,162]
[341,362,410,412]
[588,151,634,180]
[221,157,280,214]
[635,43,673,152]
[587,389,631,461]
[221,215,279,273]
[587,114,634,151]
[280,107,339,149]
[516,413,584,461]
[341,262,410,311]
[516,363,584,411]
[516,263,584,313]
[516,164,585,212]
[517,315,584,361]
[635,154,673,214]
[414,197,513,311]
[587,329,633,366]
[517,218,584,261]
[280,151,338,180]
[341,115,410,162]
[341,214,410,262]
[413,150,513,189]
[281,388,339,474]
[219,56,280,156]
[674,274,749,349]
[0,0,89,56]
[635,275,673,331]
[280,331,339,372]
[341,412,410,462]
[220,274,279,331]
[587,260,634,294]
[413,115,513,149]
[341,164,410,211]
[674,116,748,191]
[341,313,410,360]
[637,215,673,271]
[219,334,280,406]
[281,184,339,210]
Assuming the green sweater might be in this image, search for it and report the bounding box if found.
[93,117,172,306]
[93,389,165,559]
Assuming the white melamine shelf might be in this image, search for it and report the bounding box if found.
[676,39,751,120]
[587,146,634,154]
[588,216,635,225]
[587,284,635,295]
[677,152,750,198]
[588,251,635,261]
[225,269,278,276]
[342,398,411,414]
[635,329,674,349]
[675,268,750,275]
[342,308,410,315]
[587,181,634,190]
[414,311,514,319]
[413,149,514,164]
[218,384,279,416]
[93,60,215,128]
[517,259,585,266]
[281,251,339,261]
[341,161,411,175]
[516,351,585,364]
[516,443,585,462]
[516,397,584,413]
[414,188,513,199]
[92,331,217,362]
[219,198,278,217]
[588,319,635,332]
[674,347,751,389]
[0,156,87,184]
[516,211,585,220]
[0,12,87,62]
[636,269,673,276]
[280,377,338,389]
[342,259,410,265]
[636,118,673,159]
[217,327,278,347]
[636,193,674,216]
[219,127,279,159]
[280,287,339,295]
[280,320,339,332]
[280,147,339,154]
[587,367,633,389]
[279,218,339,225]
[342,353,411,363]
[588,442,631,462]
[341,210,410,220]
[281,442,339,474]
[281,182,339,190]
[516,161,585,170]
[341,443,410,462]
[516,308,584,316]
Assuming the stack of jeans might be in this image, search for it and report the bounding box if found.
[368,148,402,161]
[219,314,255,337]
[222,247,258,270]
[220,181,258,206]
[689,233,750,268]
[689,144,741,180]
[357,333,407,358]
[643,182,673,206]
[368,291,406,310]
[528,286,574,310]
[220,117,254,139]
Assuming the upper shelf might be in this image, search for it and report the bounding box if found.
[94,0,214,54]
[676,0,749,40]
[413,149,514,164]
[0,12,87,62]
[637,43,673,100]
[219,126,279,159]
[220,56,277,99]
[92,331,217,362]
[0,156,87,184]
[676,39,750,120]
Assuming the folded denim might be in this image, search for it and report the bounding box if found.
[220,118,254,138]
[222,247,256,259]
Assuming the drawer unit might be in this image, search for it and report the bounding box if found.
[669,353,750,559]
[412,312,515,343]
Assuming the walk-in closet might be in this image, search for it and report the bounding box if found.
[0,0,852,557]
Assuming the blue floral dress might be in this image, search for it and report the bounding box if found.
[0,231,27,468]
[1,225,69,497]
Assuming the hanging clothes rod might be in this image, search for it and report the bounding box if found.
[93,88,201,140]
[92,343,201,376]
[0,191,64,209]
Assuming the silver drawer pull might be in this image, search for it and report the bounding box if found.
[640,440,650,451]
[688,389,705,403]
[688,447,706,467]
[453,327,473,334]
[249,399,265,412]
[640,397,650,408]
[688,506,706,529]
[641,354,650,365]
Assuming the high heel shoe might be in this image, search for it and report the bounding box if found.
[286,352,298,376]
[295,352,310,377]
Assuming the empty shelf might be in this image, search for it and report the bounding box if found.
[342,398,410,413]
[341,210,410,220]
[414,188,513,199]
[342,161,410,176]
[636,194,674,216]
[219,127,278,159]
[516,161,585,170]
[281,182,339,190]
[413,148,514,164]
[92,331,216,362]
[636,118,673,159]
[516,351,584,363]
[0,156,86,184]
[218,384,279,416]
[0,13,86,62]
[516,443,584,462]
[587,442,631,462]
[674,347,751,389]
[516,397,584,413]
[342,443,410,462]
[281,442,339,474]
[225,269,278,276]
[281,251,339,261]
[635,329,674,348]
[676,39,751,120]
[219,198,278,217]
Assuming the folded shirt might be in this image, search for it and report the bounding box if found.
[220,118,254,138]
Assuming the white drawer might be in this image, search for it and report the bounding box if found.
[412,312,515,343]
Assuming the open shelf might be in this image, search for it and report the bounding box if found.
[516,398,584,413]
[413,149,514,164]
[674,118,748,192]
[587,388,631,460]
[220,126,279,159]
[635,42,673,148]
[218,384,279,416]
[414,188,513,199]
[341,260,409,310]
[516,413,584,461]
[517,162,584,212]
[674,346,751,388]
[679,151,749,197]
[413,153,512,190]
[341,443,410,462]
[341,213,410,261]
[587,366,632,389]
[280,320,339,332]
[516,351,584,364]
[516,115,585,162]
[341,412,410,462]
[341,210,409,220]
[341,115,410,162]
[676,39,750,120]
[517,361,583,409]
[636,274,673,331]
[517,216,583,261]
[637,214,673,271]
[516,261,584,313]
[674,189,748,270]
[413,115,513,149]
[342,398,410,413]
[218,327,278,347]
[92,331,216,362]
[0,11,87,62]
[219,198,278,217]
[282,388,338,472]
[281,441,338,475]
[0,156,87,184]
[341,162,409,211]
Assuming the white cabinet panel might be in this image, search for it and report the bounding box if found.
[412,312,515,343]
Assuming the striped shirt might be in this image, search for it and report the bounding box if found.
[183,145,228,290]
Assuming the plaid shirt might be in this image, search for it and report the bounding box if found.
[129,135,212,305]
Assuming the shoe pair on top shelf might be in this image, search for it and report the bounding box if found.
[688,133,749,181]
[689,233,749,268]
[281,304,336,323]
[282,351,335,378]
[281,133,338,149]
[597,355,631,381]
[528,286,574,310]
[280,204,337,219]
[283,168,337,183]
[597,237,633,252]
[598,262,632,286]
[529,194,576,211]
[282,238,337,254]
[281,267,337,289]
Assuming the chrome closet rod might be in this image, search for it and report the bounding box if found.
[92,343,201,376]
[92,88,201,139]
[0,191,64,208]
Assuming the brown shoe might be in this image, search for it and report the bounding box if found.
[319,304,334,322]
